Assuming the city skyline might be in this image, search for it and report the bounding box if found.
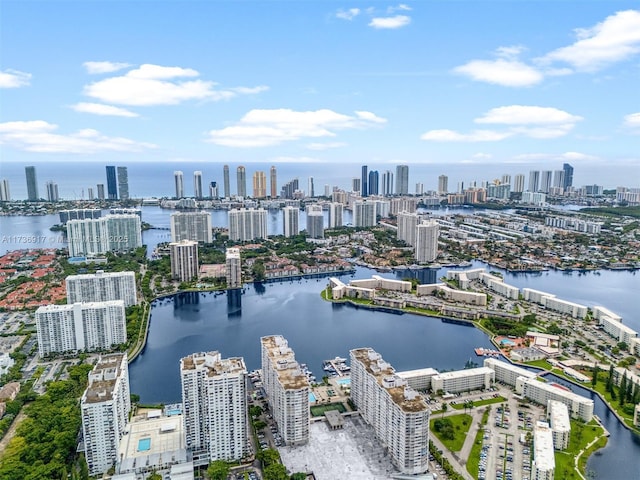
[1,2,639,182]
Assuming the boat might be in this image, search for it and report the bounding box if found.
[474,347,501,357]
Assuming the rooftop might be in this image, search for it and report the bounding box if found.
[180,351,246,377]
[83,353,127,404]
[262,335,310,390]
[432,366,494,381]
[548,400,571,432]
[533,421,556,472]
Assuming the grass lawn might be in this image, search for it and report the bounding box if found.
[310,402,346,417]
[451,397,506,410]
[555,419,607,479]
[430,413,472,452]
[466,409,491,479]
[590,379,640,431]
[524,359,553,370]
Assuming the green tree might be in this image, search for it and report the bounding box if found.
[252,261,266,281]
[291,473,307,480]
[148,472,162,480]
[263,463,288,480]
[257,448,281,468]
[591,364,599,387]
[619,371,627,407]
[207,460,230,480]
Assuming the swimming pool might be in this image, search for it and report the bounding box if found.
[336,378,351,386]
[166,408,182,416]
[138,438,151,452]
[309,392,317,402]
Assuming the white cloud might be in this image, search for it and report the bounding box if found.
[207,108,387,147]
[623,112,640,133]
[306,142,347,150]
[475,105,582,125]
[472,153,493,159]
[387,4,412,13]
[83,61,131,74]
[0,69,32,88]
[454,58,543,87]
[513,152,598,162]
[83,63,267,106]
[71,102,139,117]
[369,15,411,29]
[336,8,360,20]
[0,120,156,153]
[420,129,513,142]
[540,10,640,72]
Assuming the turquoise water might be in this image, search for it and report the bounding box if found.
[500,338,516,346]
[138,438,151,451]
[336,378,351,386]
[309,392,316,403]
[166,409,181,416]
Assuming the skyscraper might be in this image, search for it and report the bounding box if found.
[180,351,249,463]
[563,163,574,189]
[81,354,131,477]
[223,165,230,198]
[252,171,267,198]
[170,211,213,243]
[169,240,199,282]
[415,221,439,263]
[353,200,377,227]
[438,175,448,195]
[66,271,137,307]
[352,177,361,194]
[87,187,94,200]
[306,211,324,239]
[552,170,565,189]
[117,166,129,200]
[106,166,118,200]
[540,170,553,194]
[25,166,38,201]
[328,203,343,229]
[237,166,246,197]
[228,209,268,241]
[270,165,277,198]
[209,181,219,199]
[282,206,299,237]
[415,182,424,195]
[368,170,379,196]
[174,171,184,198]
[513,174,525,193]
[397,212,418,246]
[67,214,142,257]
[307,177,315,197]
[528,171,540,192]
[501,174,512,186]
[382,170,394,196]
[46,181,59,202]
[396,165,409,195]
[193,171,203,199]
[361,165,368,197]
[97,184,105,200]
[225,248,242,288]
[0,179,10,201]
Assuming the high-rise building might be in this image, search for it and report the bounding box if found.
[252,171,267,198]
[415,221,439,263]
[324,184,330,198]
[350,348,429,475]
[174,171,184,198]
[563,163,574,189]
[170,240,199,282]
[382,170,394,196]
[528,170,540,192]
[306,211,324,239]
[397,212,418,246]
[97,184,105,200]
[282,206,299,237]
[67,214,142,257]
[181,352,249,464]
[228,208,268,241]
[46,181,59,202]
[106,166,118,200]
[25,166,38,201]
[87,187,94,200]
[513,174,525,193]
[36,301,127,356]
[223,165,230,198]
[353,200,377,227]
[236,166,246,197]
[193,171,203,199]
[81,353,131,477]
[361,165,368,197]
[540,170,553,194]
[0,179,11,201]
[368,170,379,196]
[270,166,277,198]
[501,174,512,186]
[209,181,219,199]
[415,182,424,195]
[280,178,299,199]
[438,175,448,195]
[170,211,213,243]
[117,166,129,200]
[307,177,315,198]
[532,422,555,480]
[390,197,418,215]
[66,270,137,307]
[396,165,409,195]
[351,177,361,194]
[225,248,242,288]
[328,203,343,229]
[261,336,310,445]
[552,170,565,189]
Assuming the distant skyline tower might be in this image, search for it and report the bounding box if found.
[396,164,409,195]
[209,181,219,199]
[0,179,10,201]
[193,171,203,199]
[237,166,246,197]
[117,166,129,200]
[540,170,552,194]
[352,177,361,194]
[501,174,511,186]
[552,170,565,189]
[415,182,424,195]
[563,163,574,189]
[223,164,230,198]
[438,175,448,195]
[106,166,118,200]
[97,184,105,200]
[324,184,330,197]
[270,165,277,198]
[528,170,540,192]
[174,171,184,198]
[307,177,315,197]
[282,206,300,238]
[361,165,368,197]
[46,181,59,202]
[252,171,267,198]
[513,174,525,193]
[25,166,38,201]
[368,170,379,196]
[382,170,394,196]
[87,187,94,200]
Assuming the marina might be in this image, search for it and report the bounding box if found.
[474,347,501,357]
[322,356,350,377]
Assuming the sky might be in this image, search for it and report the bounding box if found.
[1,0,640,190]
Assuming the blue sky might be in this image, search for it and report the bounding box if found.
[1,1,639,186]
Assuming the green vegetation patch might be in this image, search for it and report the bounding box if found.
[580,206,640,219]
[451,396,506,410]
[466,408,491,479]
[554,419,607,479]
[310,402,347,417]
[430,413,472,452]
